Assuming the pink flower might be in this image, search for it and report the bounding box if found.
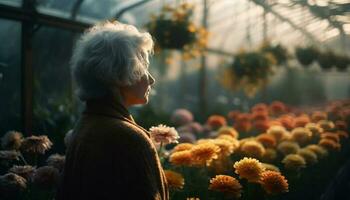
[150,124,180,145]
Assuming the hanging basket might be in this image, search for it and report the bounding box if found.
[260,43,288,65]
[295,47,319,67]
[317,51,335,71]
[334,55,350,71]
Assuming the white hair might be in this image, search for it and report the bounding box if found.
[71,21,154,101]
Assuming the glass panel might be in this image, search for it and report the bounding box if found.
[0,19,21,136]
[0,0,21,7]
[32,26,80,153]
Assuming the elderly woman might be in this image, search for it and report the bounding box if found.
[56,21,169,200]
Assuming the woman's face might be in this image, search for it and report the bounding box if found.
[120,70,155,107]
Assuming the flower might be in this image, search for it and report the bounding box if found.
[337,130,349,139]
[173,143,194,152]
[33,166,60,190]
[9,165,36,181]
[253,120,270,132]
[227,110,240,121]
[171,109,194,126]
[252,111,269,121]
[317,120,335,132]
[234,157,265,182]
[318,139,340,151]
[305,123,323,137]
[267,125,288,141]
[20,135,53,154]
[262,163,280,172]
[282,154,306,171]
[260,171,289,194]
[291,127,312,145]
[320,132,340,143]
[311,111,328,122]
[190,143,220,166]
[164,170,184,190]
[1,131,23,150]
[150,124,180,145]
[46,154,65,171]
[206,115,227,130]
[217,126,239,139]
[186,198,200,200]
[252,103,269,113]
[217,135,240,150]
[269,101,287,116]
[335,120,347,131]
[212,139,235,157]
[261,148,278,163]
[0,173,27,198]
[277,141,300,156]
[278,115,295,130]
[297,149,318,165]
[0,150,20,160]
[257,134,277,148]
[169,150,193,166]
[178,132,196,144]
[306,144,328,158]
[209,175,242,199]
[240,140,266,158]
[294,115,310,127]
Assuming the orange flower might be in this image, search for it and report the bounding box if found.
[267,125,288,142]
[282,154,306,171]
[169,150,193,166]
[318,139,340,151]
[207,115,227,130]
[305,123,323,137]
[173,143,194,152]
[190,143,220,167]
[240,140,266,158]
[294,115,310,128]
[209,175,242,199]
[269,101,287,116]
[254,120,270,132]
[321,132,340,143]
[291,127,312,145]
[252,112,269,121]
[261,163,280,172]
[337,130,349,139]
[227,110,240,121]
[257,134,276,148]
[164,170,184,190]
[278,115,295,130]
[217,126,239,139]
[260,171,289,194]
[217,135,240,150]
[317,120,335,132]
[234,121,252,133]
[311,111,328,123]
[212,139,235,157]
[252,103,269,113]
[234,157,265,182]
[335,120,347,131]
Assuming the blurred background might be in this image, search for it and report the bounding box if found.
[0,0,350,200]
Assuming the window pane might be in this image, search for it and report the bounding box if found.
[0,0,21,7]
[0,19,21,135]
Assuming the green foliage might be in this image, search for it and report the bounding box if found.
[295,47,319,66]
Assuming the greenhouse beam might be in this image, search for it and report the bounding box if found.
[115,0,152,19]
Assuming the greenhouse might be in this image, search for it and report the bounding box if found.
[0,0,349,199]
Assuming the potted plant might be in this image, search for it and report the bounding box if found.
[295,47,319,67]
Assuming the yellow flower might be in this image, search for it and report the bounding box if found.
[318,139,340,151]
[187,23,197,33]
[217,135,240,150]
[209,175,242,199]
[256,134,277,148]
[169,150,193,166]
[291,127,312,145]
[317,120,335,132]
[311,111,328,122]
[282,154,306,171]
[173,143,194,152]
[164,170,184,190]
[240,140,266,158]
[212,139,235,158]
[305,123,323,137]
[297,149,318,165]
[190,143,220,167]
[261,163,280,172]
[267,126,288,142]
[320,132,340,143]
[234,157,266,182]
[217,126,239,139]
[261,148,278,163]
[277,141,300,156]
[305,144,328,158]
[186,198,200,200]
[260,171,289,194]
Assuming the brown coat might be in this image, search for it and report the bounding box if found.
[56,96,169,200]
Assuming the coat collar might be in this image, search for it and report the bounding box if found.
[83,95,150,137]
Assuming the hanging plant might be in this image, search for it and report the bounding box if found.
[334,55,350,71]
[317,51,335,71]
[260,42,289,65]
[146,3,208,59]
[295,47,319,67]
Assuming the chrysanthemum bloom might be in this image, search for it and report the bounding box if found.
[282,154,306,171]
[178,132,196,144]
[169,150,193,167]
[294,115,310,128]
[262,163,280,172]
[164,170,184,190]
[209,175,242,199]
[269,120,283,127]
[306,145,328,158]
[150,124,180,145]
[252,112,269,122]
[190,143,220,167]
[267,126,288,142]
[317,120,335,132]
[9,165,36,181]
[1,131,23,150]
[269,101,287,116]
[172,143,194,152]
[257,134,277,148]
[64,129,74,148]
[240,140,266,158]
[260,171,289,194]
[234,121,252,133]
[206,115,227,130]
[235,113,252,123]
[212,139,235,158]
[254,120,270,132]
[297,149,318,165]
[278,115,295,130]
[46,154,66,171]
[0,150,20,160]
[0,173,27,198]
[337,130,349,139]
[335,120,347,131]
[227,110,240,121]
[217,126,239,139]
[261,148,277,163]
[252,103,269,113]
[234,157,266,182]
[217,135,240,150]
[311,111,328,123]
[178,122,203,134]
[20,135,53,154]
[320,132,340,143]
[318,139,341,151]
[291,127,312,145]
[277,141,300,156]
[171,109,194,126]
[186,198,200,200]
[33,166,60,190]
[305,123,323,138]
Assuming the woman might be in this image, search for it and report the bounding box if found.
[56,21,169,200]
